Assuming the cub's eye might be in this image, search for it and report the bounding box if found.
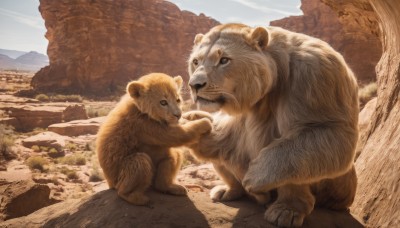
[192,58,199,66]
[160,100,168,106]
[219,57,230,65]
[176,98,181,103]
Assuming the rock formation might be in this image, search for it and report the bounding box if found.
[0,189,363,227]
[0,180,57,221]
[0,103,87,132]
[48,117,105,137]
[21,132,72,152]
[322,0,400,227]
[270,0,381,85]
[32,0,219,96]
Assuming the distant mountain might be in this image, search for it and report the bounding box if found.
[16,51,49,66]
[0,49,49,72]
[0,49,27,59]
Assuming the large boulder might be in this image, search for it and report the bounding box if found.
[2,105,65,131]
[31,0,219,96]
[21,131,71,151]
[48,117,105,137]
[0,189,363,228]
[62,104,87,122]
[0,180,57,221]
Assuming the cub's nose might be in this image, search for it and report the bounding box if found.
[174,112,182,119]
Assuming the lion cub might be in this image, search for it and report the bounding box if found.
[96,73,212,205]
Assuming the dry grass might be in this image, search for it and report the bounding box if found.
[0,124,17,161]
[26,156,49,172]
[58,154,86,166]
[359,82,377,108]
[35,94,83,103]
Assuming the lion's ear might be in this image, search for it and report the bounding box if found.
[194,33,204,45]
[173,76,183,89]
[249,27,269,49]
[127,81,145,98]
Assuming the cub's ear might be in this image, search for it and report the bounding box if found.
[248,27,269,49]
[194,33,204,45]
[127,81,145,98]
[174,76,183,89]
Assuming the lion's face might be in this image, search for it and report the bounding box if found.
[188,24,277,114]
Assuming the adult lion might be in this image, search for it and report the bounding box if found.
[185,23,359,227]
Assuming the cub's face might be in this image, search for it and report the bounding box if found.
[127,73,183,125]
[188,24,276,114]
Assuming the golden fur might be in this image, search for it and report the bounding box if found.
[96,73,212,205]
[186,24,359,227]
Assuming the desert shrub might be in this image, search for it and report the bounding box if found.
[86,106,112,118]
[40,146,49,152]
[58,154,86,166]
[35,94,50,102]
[84,139,96,152]
[48,148,64,158]
[59,167,79,180]
[51,94,83,102]
[26,156,48,172]
[359,82,377,108]
[0,125,17,161]
[31,145,40,152]
[65,143,78,152]
[26,128,47,137]
[67,171,79,180]
[89,168,104,182]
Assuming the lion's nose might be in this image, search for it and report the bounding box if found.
[189,74,208,92]
[190,82,207,91]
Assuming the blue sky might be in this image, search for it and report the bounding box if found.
[0,0,301,55]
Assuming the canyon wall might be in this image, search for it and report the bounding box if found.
[270,0,381,85]
[323,0,400,226]
[32,0,219,96]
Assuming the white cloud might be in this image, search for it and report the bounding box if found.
[228,0,297,16]
[0,7,44,30]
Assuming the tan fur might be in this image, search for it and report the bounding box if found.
[186,24,359,227]
[96,73,212,205]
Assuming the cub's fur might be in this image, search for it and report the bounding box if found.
[96,73,212,205]
[186,24,359,227]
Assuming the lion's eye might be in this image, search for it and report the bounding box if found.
[192,58,199,66]
[176,98,181,103]
[219,57,230,65]
[160,100,168,106]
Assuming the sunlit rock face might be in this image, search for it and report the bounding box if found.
[32,0,219,96]
[270,0,382,85]
[323,0,400,227]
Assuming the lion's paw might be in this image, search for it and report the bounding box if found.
[210,185,244,202]
[264,202,306,227]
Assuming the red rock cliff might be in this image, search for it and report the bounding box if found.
[32,0,219,96]
[270,0,381,85]
[323,0,400,226]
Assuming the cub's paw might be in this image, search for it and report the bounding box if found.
[182,110,213,122]
[158,184,188,196]
[264,202,307,227]
[191,118,212,134]
[210,185,244,202]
